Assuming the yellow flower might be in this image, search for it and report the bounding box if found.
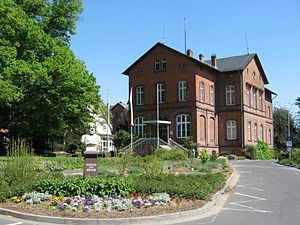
[11,196,22,203]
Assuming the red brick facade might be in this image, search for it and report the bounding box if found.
[122,43,275,155]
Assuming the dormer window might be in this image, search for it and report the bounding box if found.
[154,57,167,72]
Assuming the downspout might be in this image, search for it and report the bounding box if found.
[238,70,244,150]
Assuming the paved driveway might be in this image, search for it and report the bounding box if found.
[176,160,300,225]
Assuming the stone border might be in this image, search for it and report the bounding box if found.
[0,168,239,225]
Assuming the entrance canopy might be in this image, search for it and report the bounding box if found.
[143,120,171,125]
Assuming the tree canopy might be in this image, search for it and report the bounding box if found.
[0,0,103,153]
[273,107,299,150]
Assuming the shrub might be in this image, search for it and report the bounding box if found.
[138,156,163,179]
[130,172,225,200]
[35,176,133,197]
[254,141,273,160]
[0,140,41,196]
[243,142,272,160]
[154,148,187,161]
[291,148,300,166]
[199,150,210,163]
[243,145,255,159]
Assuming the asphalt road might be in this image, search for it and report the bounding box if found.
[176,160,300,225]
[1,160,299,225]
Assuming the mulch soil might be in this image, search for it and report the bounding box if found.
[0,197,207,218]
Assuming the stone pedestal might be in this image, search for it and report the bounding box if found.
[83,151,99,177]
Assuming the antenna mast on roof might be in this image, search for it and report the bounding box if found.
[162,20,166,44]
[245,33,249,54]
[184,17,187,53]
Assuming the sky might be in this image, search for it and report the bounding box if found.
[70,0,300,112]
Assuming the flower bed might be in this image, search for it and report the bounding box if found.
[0,192,206,218]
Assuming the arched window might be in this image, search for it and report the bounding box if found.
[209,117,215,141]
[254,123,258,141]
[199,115,206,141]
[154,58,160,71]
[260,124,264,141]
[226,120,236,140]
[248,121,252,141]
[136,85,144,105]
[268,129,272,144]
[200,82,205,103]
[209,85,214,105]
[246,84,251,106]
[134,117,145,138]
[176,114,190,138]
[161,58,167,71]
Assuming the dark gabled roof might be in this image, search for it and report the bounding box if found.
[122,42,217,75]
[205,53,269,84]
[110,102,128,111]
[122,42,269,84]
[205,54,256,72]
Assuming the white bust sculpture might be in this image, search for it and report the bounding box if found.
[81,122,101,153]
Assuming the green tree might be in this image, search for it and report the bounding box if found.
[273,107,298,150]
[0,0,102,153]
[183,136,197,157]
[113,129,132,153]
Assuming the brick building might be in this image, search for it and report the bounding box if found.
[111,102,129,132]
[122,43,275,155]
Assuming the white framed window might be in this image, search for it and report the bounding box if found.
[248,121,252,141]
[253,87,257,108]
[226,120,237,140]
[157,83,165,104]
[154,58,160,71]
[134,117,145,138]
[136,85,144,105]
[226,85,235,105]
[268,129,271,144]
[246,84,251,106]
[176,114,191,138]
[154,57,167,71]
[260,124,264,141]
[254,123,258,141]
[200,81,205,103]
[259,91,263,110]
[210,85,214,105]
[178,81,187,102]
[161,58,167,71]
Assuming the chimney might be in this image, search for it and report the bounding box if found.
[186,49,194,58]
[211,54,217,67]
[199,54,204,62]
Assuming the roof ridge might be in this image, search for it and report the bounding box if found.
[205,53,256,62]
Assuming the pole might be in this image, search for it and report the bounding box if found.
[129,87,133,154]
[157,84,159,150]
[288,110,291,159]
[288,111,290,137]
[130,125,133,154]
[107,89,109,153]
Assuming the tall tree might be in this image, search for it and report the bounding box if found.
[0,0,103,153]
[273,108,299,150]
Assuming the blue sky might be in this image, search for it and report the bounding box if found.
[71,0,300,110]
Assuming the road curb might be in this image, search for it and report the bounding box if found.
[0,168,239,224]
